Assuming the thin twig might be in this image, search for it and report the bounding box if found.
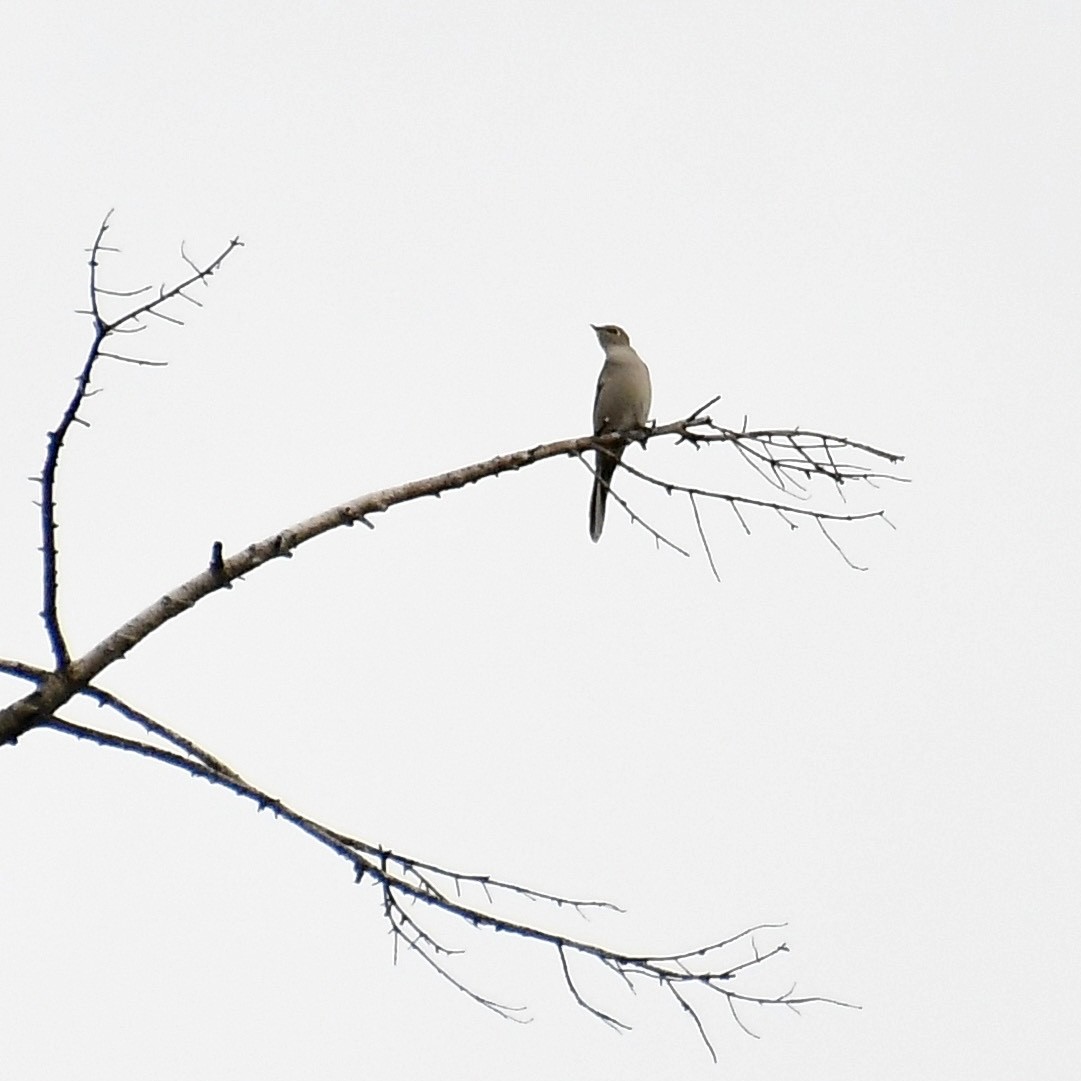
[689,492,720,582]
[668,984,717,1064]
[577,450,690,557]
[558,946,630,1032]
[816,518,867,571]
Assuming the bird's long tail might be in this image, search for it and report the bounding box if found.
[589,448,622,542]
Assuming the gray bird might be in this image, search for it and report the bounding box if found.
[589,324,652,542]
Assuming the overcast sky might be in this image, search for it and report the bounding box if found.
[2,3,1078,1079]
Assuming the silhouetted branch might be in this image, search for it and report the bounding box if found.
[606,420,902,568]
[29,711,853,1056]
[3,416,902,748]
[3,217,891,1058]
[0,659,238,778]
[35,211,242,671]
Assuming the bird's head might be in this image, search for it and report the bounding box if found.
[590,324,631,349]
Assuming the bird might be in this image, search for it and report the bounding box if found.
[589,323,652,542]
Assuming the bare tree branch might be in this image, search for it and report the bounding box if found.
[0,659,239,778]
[36,211,242,670]
[3,218,893,1058]
[26,711,854,1057]
[3,411,902,746]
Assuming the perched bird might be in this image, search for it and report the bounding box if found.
[589,323,652,542]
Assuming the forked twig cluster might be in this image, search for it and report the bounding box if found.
[2,660,857,1061]
[581,396,905,577]
[35,210,242,669]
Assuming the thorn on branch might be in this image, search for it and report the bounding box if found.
[271,534,294,558]
[209,541,230,587]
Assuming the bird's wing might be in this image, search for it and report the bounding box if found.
[592,360,615,434]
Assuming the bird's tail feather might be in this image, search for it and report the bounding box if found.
[589,451,621,542]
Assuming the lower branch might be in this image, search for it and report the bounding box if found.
[32,708,856,1057]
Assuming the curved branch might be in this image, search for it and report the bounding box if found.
[2,415,902,746]
[32,713,855,1055]
[35,212,242,671]
[37,212,114,668]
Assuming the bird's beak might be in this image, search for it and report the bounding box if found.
[589,323,600,331]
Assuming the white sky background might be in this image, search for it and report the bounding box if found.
[1,2,1078,1077]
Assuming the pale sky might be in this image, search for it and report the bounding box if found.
[2,3,1078,1079]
